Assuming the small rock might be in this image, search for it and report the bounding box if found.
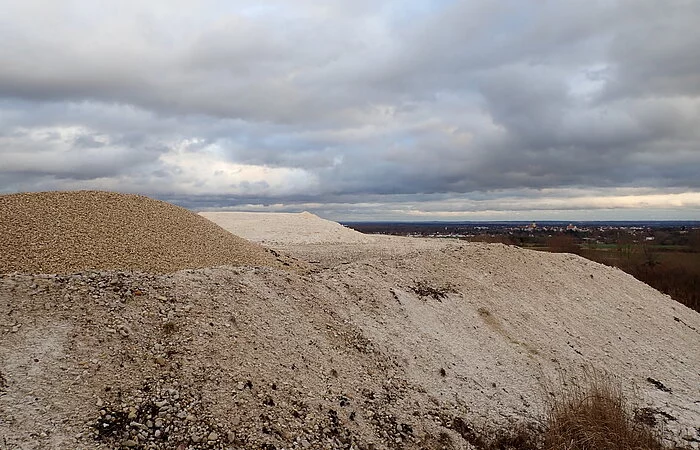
[208,432,218,442]
[123,440,137,448]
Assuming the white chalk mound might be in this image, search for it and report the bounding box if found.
[199,211,376,245]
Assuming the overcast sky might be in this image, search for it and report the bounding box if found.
[1,0,700,220]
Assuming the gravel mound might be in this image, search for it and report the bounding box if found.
[199,211,376,245]
[0,191,283,274]
[2,241,699,449]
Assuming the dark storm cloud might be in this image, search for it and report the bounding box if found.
[606,0,700,99]
[1,0,699,218]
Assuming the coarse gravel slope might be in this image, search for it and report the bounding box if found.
[0,191,290,274]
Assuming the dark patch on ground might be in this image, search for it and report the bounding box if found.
[646,377,672,393]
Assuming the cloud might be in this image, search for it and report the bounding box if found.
[0,125,164,180]
[1,0,699,219]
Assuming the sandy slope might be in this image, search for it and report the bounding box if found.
[1,211,699,449]
[199,212,376,245]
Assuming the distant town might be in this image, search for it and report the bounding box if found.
[343,221,700,248]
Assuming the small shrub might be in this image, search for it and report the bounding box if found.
[446,368,690,450]
[543,369,667,450]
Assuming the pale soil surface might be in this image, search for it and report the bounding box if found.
[199,212,376,245]
[1,208,699,449]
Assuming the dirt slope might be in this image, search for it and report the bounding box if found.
[0,191,286,273]
[1,211,699,449]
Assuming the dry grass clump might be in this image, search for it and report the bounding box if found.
[444,368,690,450]
[0,190,283,274]
[543,369,671,450]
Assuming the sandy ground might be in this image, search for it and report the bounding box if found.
[1,212,699,449]
[199,212,376,245]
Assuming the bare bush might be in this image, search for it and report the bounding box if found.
[543,369,669,450]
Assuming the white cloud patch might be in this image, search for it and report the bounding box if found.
[158,140,319,196]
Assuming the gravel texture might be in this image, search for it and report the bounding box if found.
[0,191,287,274]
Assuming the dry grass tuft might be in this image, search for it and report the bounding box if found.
[441,366,694,449]
[543,369,668,450]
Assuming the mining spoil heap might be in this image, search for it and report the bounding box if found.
[0,191,283,274]
[1,203,699,449]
